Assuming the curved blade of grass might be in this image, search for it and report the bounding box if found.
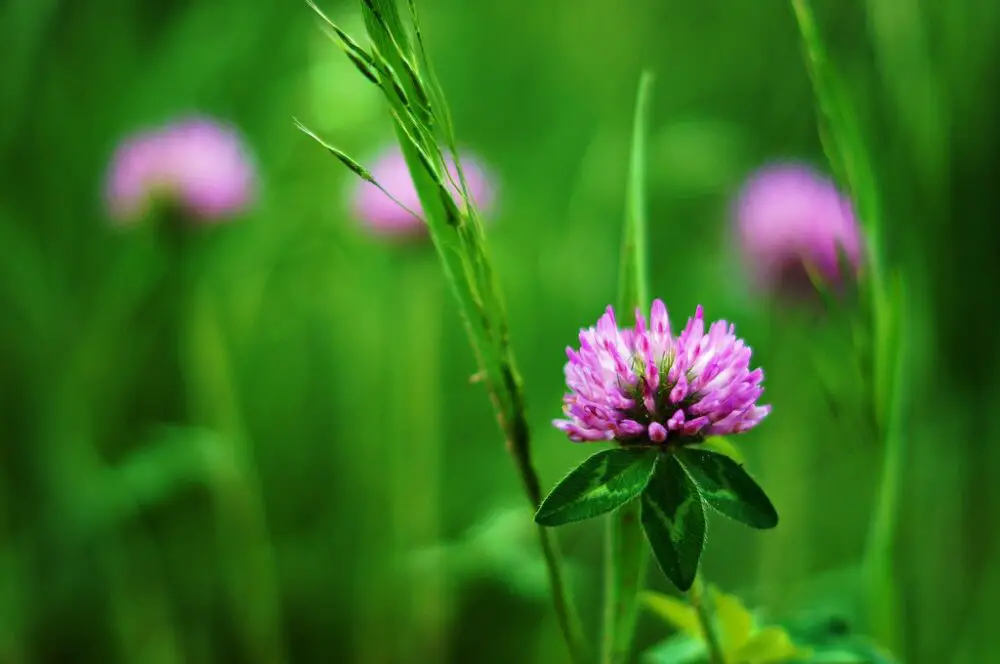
[602,70,655,664]
[788,0,886,318]
[303,2,587,661]
[616,71,654,314]
[293,119,423,222]
[790,1,906,656]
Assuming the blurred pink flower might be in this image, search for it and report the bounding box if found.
[351,145,496,238]
[734,162,862,298]
[105,116,256,224]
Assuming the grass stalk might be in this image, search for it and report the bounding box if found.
[789,0,907,655]
[602,70,654,664]
[180,284,287,664]
[302,1,588,660]
[689,575,725,664]
[388,252,447,662]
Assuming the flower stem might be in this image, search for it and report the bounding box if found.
[389,252,447,663]
[689,574,726,664]
[601,500,649,664]
[507,422,589,664]
[862,276,908,655]
[182,286,288,664]
[351,4,587,660]
[601,69,655,664]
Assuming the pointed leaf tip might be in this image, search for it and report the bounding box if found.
[534,448,657,527]
[640,454,706,591]
[678,449,778,530]
[617,70,655,313]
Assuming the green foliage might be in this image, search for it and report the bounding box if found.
[303,1,590,660]
[643,587,810,664]
[534,448,657,526]
[639,454,706,592]
[790,0,909,656]
[537,442,780,593]
[107,426,233,523]
[303,0,518,431]
[690,437,747,465]
[677,449,778,530]
[616,70,654,315]
[541,445,770,597]
[2,0,996,662]
[603,70,656,664]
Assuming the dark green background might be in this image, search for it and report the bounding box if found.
[2,1,998,662]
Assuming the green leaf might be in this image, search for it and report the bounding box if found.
[711,586,755,653]
[678,448,778,530]
[642,634,706,664]
[104,425,234,526]
[603,70,656,664]
[640,454,706,591]
[641,590,701,640]
[689,436,746,465]
[534,448,657,526]
[616,70,654,313]
[732,625,808,663]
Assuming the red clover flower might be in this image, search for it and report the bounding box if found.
[105,115,256,225]
[554,300,770,445]
[734,162,862,298]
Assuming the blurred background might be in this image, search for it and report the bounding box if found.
[2,0,999,662]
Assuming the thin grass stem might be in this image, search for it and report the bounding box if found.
[689,575,725,664]
[602,70,655,664]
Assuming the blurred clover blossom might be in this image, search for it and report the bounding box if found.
[734,162,862,298]
[555,300,770,445]
[351,145,495,238]
[105,115,257,225]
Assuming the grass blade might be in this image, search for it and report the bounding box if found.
[616,71,654,315]
[603,69,655,664]
[304,2,588,660]
[789,1,906,657]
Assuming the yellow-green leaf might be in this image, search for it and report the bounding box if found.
[693,436,746,465]
[641,591,701,640]
[709,587,754,653]
[732,625,808,664]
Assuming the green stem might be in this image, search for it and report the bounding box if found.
[536,527,589,664]
[601,500,649,664]
[106,537,183,664]
[182,286,288,664]
[389,252,447,663]
[38,264,181,664]
[510,439,589,664]
[351,270,393,664]
[689,575,725,664]
[601,69,655,664]
[351,5,588,661]
[861,276,908,654]
[789,0,906,654]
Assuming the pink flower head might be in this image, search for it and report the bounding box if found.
[105,116,256,224]
[734,162,862,298]
[351,145,495,238]
[554,301,770,445]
